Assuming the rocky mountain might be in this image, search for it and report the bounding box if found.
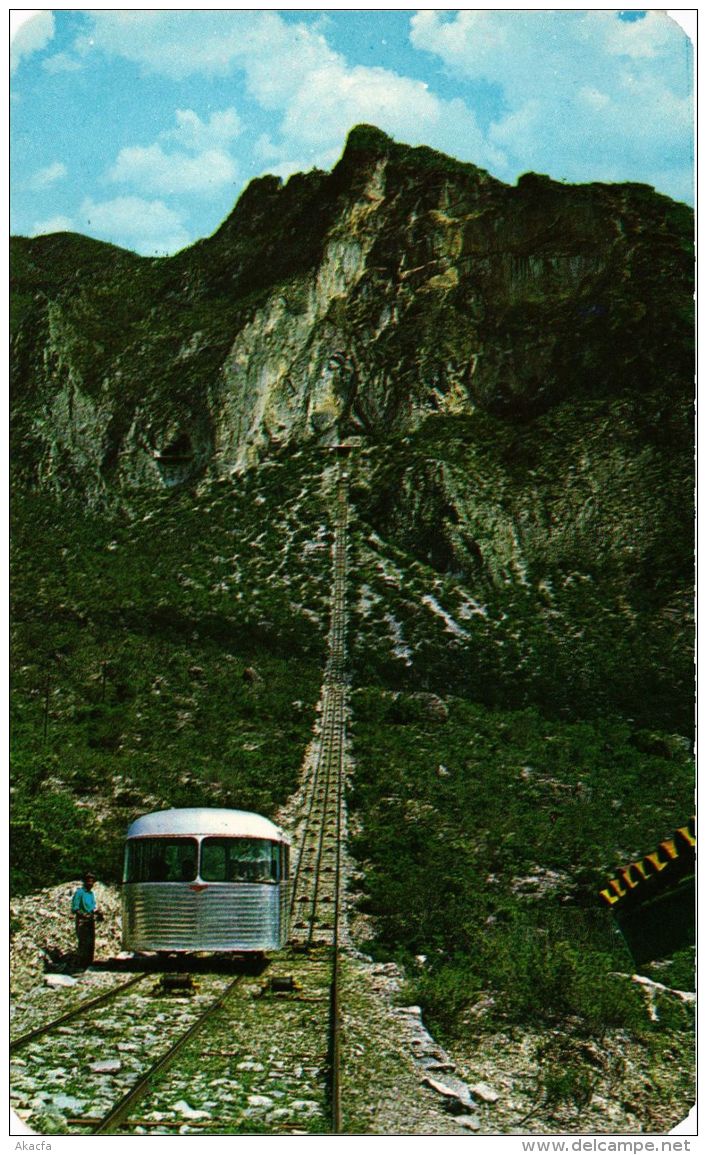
[11,124,692,486]
[12,124,693,725]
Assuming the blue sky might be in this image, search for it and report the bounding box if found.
[11,9,694,257]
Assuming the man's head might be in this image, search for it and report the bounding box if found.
[83,872,96,889]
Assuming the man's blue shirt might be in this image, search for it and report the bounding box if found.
[71,886,96,915]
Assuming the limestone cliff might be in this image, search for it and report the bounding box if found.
[11,124,693,499]
[11,126,694,729]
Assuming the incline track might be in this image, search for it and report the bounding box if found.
[10,974,149,1052]
[92,974,246,1134]
[289,466,348,949]
[11,461,352,1137]
[10,970,247,1134]
[288,461,349,1129]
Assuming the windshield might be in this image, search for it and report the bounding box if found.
[125,838,198,882]
[200,838,280,883]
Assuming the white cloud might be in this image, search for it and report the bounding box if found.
[42,52,82,74]
[278,60,487,159]
[76,10,264,79]
[409,10,693,197]
[79,11,497,176]
[221,16,497,169]
[410,10,691,104]
[11,11,55,74]
[28,162,68,190]
[31,214,75,236]
[108,143,238,196]
[106,108,242,197]
[167,108,243,151]
[578,10,685,61]
[79,196,191,256]
[578,87,611,112]
[72,9,692,207]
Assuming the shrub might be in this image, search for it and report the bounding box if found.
[402,958,483,1035]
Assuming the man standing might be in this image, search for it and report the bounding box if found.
[71,871,100,967]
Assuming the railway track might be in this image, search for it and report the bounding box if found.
[91,973,247,1133]
[286,463,349,1128]
[289,468,348,939]
[10,970,246,1133]
[11,462,352,1137]
[10,974,149,1053]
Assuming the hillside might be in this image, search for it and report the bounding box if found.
[10,126,694,1131]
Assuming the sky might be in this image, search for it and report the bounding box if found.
[10,8,694,257]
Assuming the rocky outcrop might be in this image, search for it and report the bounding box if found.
[11,125,693,499]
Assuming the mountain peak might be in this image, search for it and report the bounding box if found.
[343,123,395,155]
[339,123,489,182]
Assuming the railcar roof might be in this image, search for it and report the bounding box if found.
[126,808,288,842]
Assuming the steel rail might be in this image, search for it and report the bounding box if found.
[291,688,345,937]
[290,701,338,927]
[10,974,149,1052]
[289,736,328,920]
[306,745,337,946]
[289,559,346,926]
[311,689,345,943]
[293,687,341,944]
[92,974,244,1134]
[328,466,347,1130]
[330,668,345,1134]
[289,460,350,1128]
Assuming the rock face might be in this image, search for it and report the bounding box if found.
[11,124,692,501]
[10,125,694,731]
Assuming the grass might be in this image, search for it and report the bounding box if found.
[10,426,694,1104]
[10,447,334,892]
[11,435,694,1061]
[348,689,693,1039]
[348,405,693,732]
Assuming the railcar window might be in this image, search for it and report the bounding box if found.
[200,838,279,883]
[125,838,198,883]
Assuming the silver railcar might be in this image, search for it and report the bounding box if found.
[121,808,291,953]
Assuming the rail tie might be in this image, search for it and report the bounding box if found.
[92,974,245,1134]
[10,974,149,1052]
[288,462,349,1130]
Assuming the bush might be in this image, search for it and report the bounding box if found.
[402,958,482,1035]
[10,453,332,894]
[348,693,692,1038]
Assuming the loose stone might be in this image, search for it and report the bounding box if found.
[459,1116,482,1131]
[173,1101,211,1121]
[50,1093,87,1111]
[89,1058,122,1074]
[248,1094,274,1108]
[470,1081,500,1103]
[422,1075,476,1114]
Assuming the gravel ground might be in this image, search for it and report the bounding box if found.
[11,881,124,1019]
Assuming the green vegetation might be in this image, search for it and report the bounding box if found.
[349,407,693,732]
[10,440,693,1126]
[10,447,332,891]
[348,690,693,1033]
[10,125,694,1128]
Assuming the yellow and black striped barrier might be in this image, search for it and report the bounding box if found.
[599,819,695,907]
[599,818,695,964]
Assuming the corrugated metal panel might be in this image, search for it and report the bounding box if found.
[280,881,291,944]
[122,882,290,952]
[126,808,289,842]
